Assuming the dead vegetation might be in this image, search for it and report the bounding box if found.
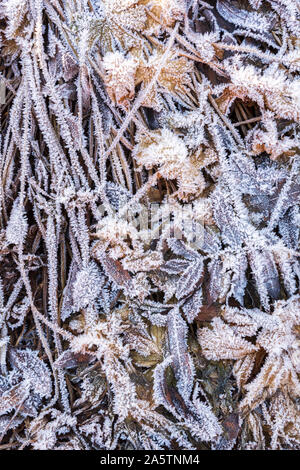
[0,0,299,450]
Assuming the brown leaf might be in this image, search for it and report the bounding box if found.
[223,413,240,441]
[197,303,220,322]
[54,350,95,370]
[101,254,132,289]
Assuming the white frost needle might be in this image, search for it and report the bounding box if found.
[0,0,299,451]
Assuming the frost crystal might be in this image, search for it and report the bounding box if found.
[0,0,299,452]
[73,262,104,310]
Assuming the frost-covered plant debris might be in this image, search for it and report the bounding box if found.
[0,0,299,450]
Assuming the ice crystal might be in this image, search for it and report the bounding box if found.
[102,51,138,108]
[0,0,299,452]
